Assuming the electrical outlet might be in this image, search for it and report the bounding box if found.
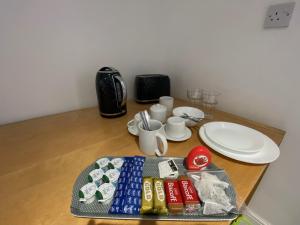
[264,2,295,28]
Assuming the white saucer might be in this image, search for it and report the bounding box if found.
[127,119,138,136]
[164,126,192,142]
[199,126,280,164]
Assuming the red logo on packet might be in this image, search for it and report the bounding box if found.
[181,180,193,200]
[168,182,177,202]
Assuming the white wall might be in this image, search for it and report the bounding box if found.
[0,0,168,124]
[162,0,300,224]
[1,0,299,224]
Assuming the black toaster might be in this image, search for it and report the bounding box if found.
[134,74,170,103]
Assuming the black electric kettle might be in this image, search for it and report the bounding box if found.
[95,67,127,117]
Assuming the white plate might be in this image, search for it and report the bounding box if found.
[199,126,280,164]
[127,119,138,136]
[204,127,258,154]
[172,106,204,127]
[164,125,192,142]
[204,122,264,154]
[203,128,258,155]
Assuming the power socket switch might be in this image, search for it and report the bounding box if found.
[264,2,295,28]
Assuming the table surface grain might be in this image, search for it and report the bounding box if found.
[0,99,285,225]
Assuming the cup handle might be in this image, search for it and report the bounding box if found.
[155,133,168,156]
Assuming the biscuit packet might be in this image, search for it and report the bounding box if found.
[140,177,153,214]
[153,178,168,215]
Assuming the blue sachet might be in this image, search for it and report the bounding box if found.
[109,156,145,215]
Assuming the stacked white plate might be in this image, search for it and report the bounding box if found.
[199,122,280,164]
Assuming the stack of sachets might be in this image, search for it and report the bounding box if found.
[109,156,145,215]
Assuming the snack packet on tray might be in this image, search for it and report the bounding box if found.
[109,156,145,215]
[187,170,238,216]
[178,176,201,214]
[164,179,183,214]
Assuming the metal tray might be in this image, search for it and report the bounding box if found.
[70,156,238,221]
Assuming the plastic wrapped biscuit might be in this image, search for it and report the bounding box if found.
[140,177,153,214]
[164,179,183,214]
[178,176,201,214]
[153,178,168,215]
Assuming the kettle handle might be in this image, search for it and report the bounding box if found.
[114,76,127,107]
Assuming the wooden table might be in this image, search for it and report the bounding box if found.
[0,99,285,225]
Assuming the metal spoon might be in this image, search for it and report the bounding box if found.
[139,111,150,130]
[144,110,151,130]
[181,113,202,122]
[139,112,148,130]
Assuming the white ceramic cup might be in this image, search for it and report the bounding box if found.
[138,119,168,156]
[159,96,174,117]
[150,104,167,123]
[133,113,142,129]
[165,116,186,138]
[127,113,142,134]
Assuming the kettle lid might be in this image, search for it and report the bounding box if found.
[98,67,119,74]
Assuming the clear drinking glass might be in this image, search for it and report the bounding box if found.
[201,89,220,114]
[187,88,202,105]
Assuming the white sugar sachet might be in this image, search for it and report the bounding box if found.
[203,200,225,215]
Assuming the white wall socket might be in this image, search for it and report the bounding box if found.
[264,2,295,28]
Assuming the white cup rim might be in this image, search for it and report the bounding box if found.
[150,104,167,112]
[138,119,163,132]
[159,96,173,100]
[167,116,184,124]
